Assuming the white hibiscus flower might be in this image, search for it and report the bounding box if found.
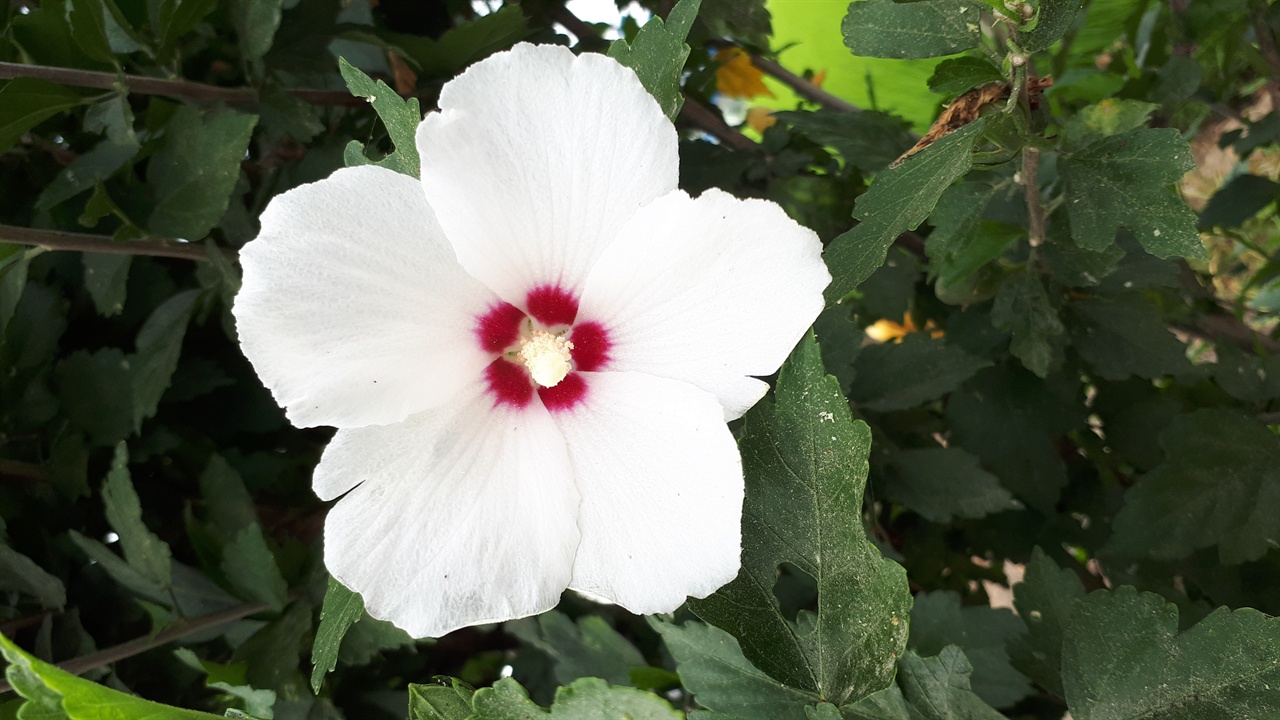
[233,43,830,638]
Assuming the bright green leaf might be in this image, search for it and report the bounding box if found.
[650,618,817,720]
[688,332,911,706]
[1061,128,1206,259]
[147,105,257,240]
[889,447,1017,522]
[1108,409,1280,564]
[991,268,1064,377]
[472,677,681,719]
[909,592,1032,708]
[338,57,422,177]
[506,611,644,687]
[1007,547,1085,698]
[310,576,365,693]
[1062,587,1280,719]
[842,0,983,59]
[607,0,701,119]
[851,334,992,412]
[0,78,86,155]
[825,119,986,301]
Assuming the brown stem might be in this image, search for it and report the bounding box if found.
[0,459,45,482]
[0,600,275,694]
[677,98,757,150]
[552,7,611,51]
[1022,146,1046,247]
[1249,0,1280,112]
[0,224,228,263]
[749,55,860,113]
[0,62,364,107]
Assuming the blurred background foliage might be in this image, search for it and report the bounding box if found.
[1,0,1279,717]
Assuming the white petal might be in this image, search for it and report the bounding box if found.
[555,371,743,613]
[416,43,678,302]
[577,189,830,420]
[317,381,580,638]
[234,165,498,429]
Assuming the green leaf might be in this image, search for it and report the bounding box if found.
[0,78,87,155]
[991,269,1064,378]
[0,543,66,610]
[946,366,1079,512]
[825,119,986,301]
[234,0,283,63]
[408,679,475,720]
[310,576,365,693]
[687,332,911,706]
[198,455,259,538]
[337,612,413,666]
[147,106,256,239]
[80,254,131,317]
[471,677,681,719]
[1062,587,1280,719]
[842,0,983,59]
[232,601,312,692]
[927,57,1004,95]
[130,289,198,429]
[337,57,422,177]
[1061,128,1206,259]
[1199,174,1280,229]
[221,525,287,611]
[908,592,1032,708]
[1022,0,1084,52]
[650,618,818,720]
[0,247,38,338]
[1007,547,1085,698]
[1108,409,1280,564]
[55,348,134,447]
[506,611,644,687]
[851,334,992,412]
[1076,99,1159,141]
[897,647,1006,720]
[699,0,771,44]
[173,648,277,718]
[606,0,700,120]
[888,447,1017,522]
[68,530,169,603]
[773,109,916,173]
[0,632,225,719]
[348,7,530,79]
[38,94,141,211]
[1068,294,1191,380]
[147,0,217,51]
[102,442,173,592]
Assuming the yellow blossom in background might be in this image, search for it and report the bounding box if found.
[714,48,775,100]
[865,315,943,343]
[746,107,777,133]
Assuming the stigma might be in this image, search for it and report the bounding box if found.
[517,330,575,388]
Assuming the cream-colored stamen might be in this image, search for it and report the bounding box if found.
[518,330,575,387]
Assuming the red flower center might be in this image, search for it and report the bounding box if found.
[473,284,612,411]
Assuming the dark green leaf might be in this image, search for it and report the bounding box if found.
[0,544,66,610]
[0,632,225,719]
[1062,587,1280,719]
[1212,344,1280,403]
[338,57,422,177]
[1061,128,1205,258]
[1108,409,1280,564]
[607,0,701,119]
[234,0,283,63]
[80,254,130,317]
[1022,0,1084,52]
[842,0,983,59]
[688,333,911,706]
[310,576,365,693]
[102,443,173,591]
[37,96,141,210]
[773,109,916,173]
[471,677,681,719]
[233,601,312,692]
[408,679,475,720]
[813,305,860,394]
[173,648,277,718]
[991,269,1064,377]
[130,289,198,429]
[506,611,644,687]
[909,592,1032,708]
[927,57,1004,95]
[650,618,817,720]
[699,0,771,44]
[148,0,217,51]
[220,525,287,611]
[889,447,1017,522]
[851,334,992,412]
[1199,174,1280,229]
[69,529,169,603]
[1007,547,1085,698]
[0,247,38,337]
[337,613,413,666]
[56,349,133,447]
[147,106,258,239]
[1068,294,1191,380]
[348,7,530,79]
[897,647,1006,720]
[825,119,986,301]
[0,78,86,155]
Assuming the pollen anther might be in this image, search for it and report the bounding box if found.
[518,330,575,388]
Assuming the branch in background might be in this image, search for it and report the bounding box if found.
[0,459,45,482]
[0,62,364,107]
[0,599,275,695]
[1176,262,1280,353]
[749,55,860,113]
[0,224,224,263]
[677,98,757,151]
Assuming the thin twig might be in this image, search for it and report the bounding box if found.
[0,62,364,107]
[551,7,611,51]
[0,224,226,263]
[0,600,274,694]
[677,98,757,151]
[1022,146,1045,247]
[749,55,860,113]
[0,459,45,482]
